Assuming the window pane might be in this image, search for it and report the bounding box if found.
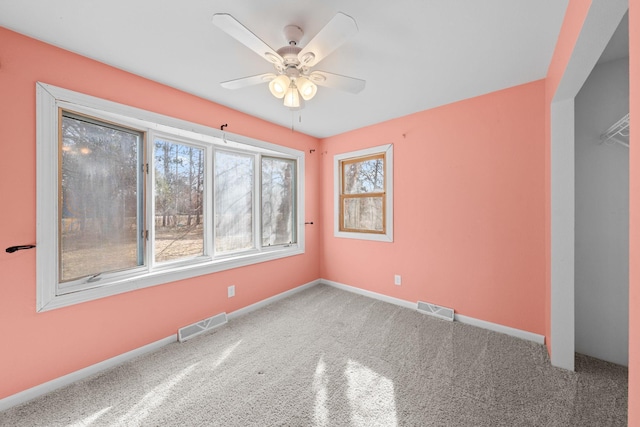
[343,197,384,232]
[154,139,205,263]
[60,114,143,282]
[215,151,254,253]
[262,157,295,246]
[343,156,384,194]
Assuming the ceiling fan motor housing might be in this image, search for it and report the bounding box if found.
[277,25,305,70]
[283,25,303,45]
[277,45,302,66]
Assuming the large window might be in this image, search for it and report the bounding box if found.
[37,83,304,311]
[334,144,393,242]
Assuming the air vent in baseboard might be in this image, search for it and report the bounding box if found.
[178,312,228,342]
[417,301,454,322]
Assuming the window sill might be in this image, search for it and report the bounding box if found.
[38,245,304,312]
[334,230,393,242]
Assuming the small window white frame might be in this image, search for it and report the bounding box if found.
[334,144,393,242]
[36,82,304,312]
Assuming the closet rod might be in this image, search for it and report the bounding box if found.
[600,113,630,148]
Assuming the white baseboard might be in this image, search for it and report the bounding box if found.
[0,335,177,412]
[227,279,321,321]
[322,279,416,310]
[454,314,545,345]
[321,279,545,345]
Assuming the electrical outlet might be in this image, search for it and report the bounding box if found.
[228,285,235,298]
[394,275,402,286]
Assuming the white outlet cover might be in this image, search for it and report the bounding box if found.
[228,285,235,297]
[394,275,401,285]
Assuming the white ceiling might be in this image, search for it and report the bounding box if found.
[0,0,569,138]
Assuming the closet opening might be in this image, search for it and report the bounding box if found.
[574,12,629,367]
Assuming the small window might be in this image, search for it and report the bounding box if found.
[340,154,385,233]
[334,144,393,242]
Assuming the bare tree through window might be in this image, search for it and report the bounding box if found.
[340,154,385,233]
[154,138,204,263]
[262,157,295,246]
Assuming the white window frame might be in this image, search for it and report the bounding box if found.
[334,144,393,242]
[36,82,305,312]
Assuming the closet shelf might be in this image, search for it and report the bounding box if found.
[601,113,630,147]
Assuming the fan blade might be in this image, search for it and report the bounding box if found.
[309,71,365,94]
[212,14,284,65]
[221,73,276,90]
[297,12,358,68]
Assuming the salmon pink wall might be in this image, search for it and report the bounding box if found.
[0,27,321,399]
[628,2,639,423]
[320,80,547,336]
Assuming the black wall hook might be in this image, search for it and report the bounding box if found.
[220,123,228,131]
[6,244,36,253]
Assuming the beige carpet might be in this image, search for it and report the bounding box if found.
[0,284,628,426]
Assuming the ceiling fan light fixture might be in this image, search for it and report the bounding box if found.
[269,74,290,98]
[283,83,300,108]
[296,77,317,101]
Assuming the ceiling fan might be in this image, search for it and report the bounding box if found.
[212,12,366,110]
